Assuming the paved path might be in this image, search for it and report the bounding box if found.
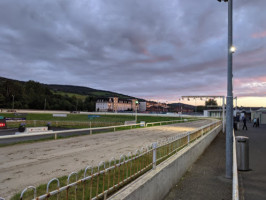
[164,131,231,200]
[236,122,266,200]
[0,119,212,199]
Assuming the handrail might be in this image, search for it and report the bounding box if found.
[0,123,142,140]
[232,130,239,200]
[146,119,192,127]
[18,119,221,200]
[0,119,193,140]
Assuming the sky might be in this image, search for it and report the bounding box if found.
[0,0,266,107]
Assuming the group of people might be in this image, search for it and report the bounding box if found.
[242,116,260,130]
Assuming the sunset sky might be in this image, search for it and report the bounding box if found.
[0,0,265,107]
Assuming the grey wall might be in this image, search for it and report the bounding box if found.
[108,125,222,200]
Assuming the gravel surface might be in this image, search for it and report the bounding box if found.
[0,119,213,199]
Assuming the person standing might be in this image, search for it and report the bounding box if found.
[242,117,248,130]
[253,118,257,127]
[257,117,260,127]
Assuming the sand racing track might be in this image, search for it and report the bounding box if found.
[0,119,214,199]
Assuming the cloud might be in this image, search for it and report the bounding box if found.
[252,30,266,39]
[0,0,266,106]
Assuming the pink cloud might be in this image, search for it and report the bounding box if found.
[234,76,266,97]
[252,30,266,39]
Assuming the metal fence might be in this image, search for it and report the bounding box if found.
[1,119,195,141]
[232,130,239,200]
[145,119,188,127]
[19,120,221,200]
[7,120,123,129]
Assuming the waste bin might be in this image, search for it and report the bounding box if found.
[140,121,145,127]
[236,136,249,171]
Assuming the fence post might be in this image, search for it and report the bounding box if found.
[55,133,57,140]
[187,133,190,145]
[89,121,92,135]
[114,127,116,132]
[152,142,157,170]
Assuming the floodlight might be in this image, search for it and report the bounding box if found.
[230,46,236,53]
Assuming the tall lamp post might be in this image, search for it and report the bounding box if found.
[218,0,235,179]
[135,100,139,122]
[44,98,47,110]
[12,95,15,110]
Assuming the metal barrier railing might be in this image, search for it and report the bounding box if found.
[146,119,190,127]
[19,120,221,200]
[0,119,195,141]
[7,120,123,128]
[232,130,239,200]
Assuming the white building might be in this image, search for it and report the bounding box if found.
[203,109,224,118]
[251,108,266,124]
[96,97,146,112]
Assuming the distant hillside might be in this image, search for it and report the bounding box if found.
[46,84,136,100]
[0,77,143,111]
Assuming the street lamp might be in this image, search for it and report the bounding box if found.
[230,46,236,53]
[135,100,139,122]
[218,0,234,179]
[12,95,15,110]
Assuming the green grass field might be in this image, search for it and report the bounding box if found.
[1,113,195,126]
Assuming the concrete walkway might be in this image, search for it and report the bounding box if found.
[164,122,266,200]
[235,122,266,200]
[164,131,232,200]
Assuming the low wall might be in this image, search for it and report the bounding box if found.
[109,124,222,200]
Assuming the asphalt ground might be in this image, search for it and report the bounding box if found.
[164,122,266,200]
[235,122,266,200]
[164,131,232,200]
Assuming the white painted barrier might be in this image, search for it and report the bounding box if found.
[53,114,67,117]
[15,127,52,135]
[26,127,49,133]
[124,120,136,125]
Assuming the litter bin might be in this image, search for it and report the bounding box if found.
[236,136,249,171]
[140,121,145,127]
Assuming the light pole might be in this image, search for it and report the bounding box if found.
[135,100,139,122]
[218,0,234,179]
[44,98,47,110]
[222,96,225,133]
[12,95,15,110]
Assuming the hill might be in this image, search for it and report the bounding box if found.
[0,77,141,111]
[46,84,135,100]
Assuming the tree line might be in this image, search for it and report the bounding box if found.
[0,79,97,111]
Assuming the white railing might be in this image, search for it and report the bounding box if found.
[232,130,239,200]
[0,119,195,141]
[146,119,192,127]
[18,120,221,200]
[0,123,142,140]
